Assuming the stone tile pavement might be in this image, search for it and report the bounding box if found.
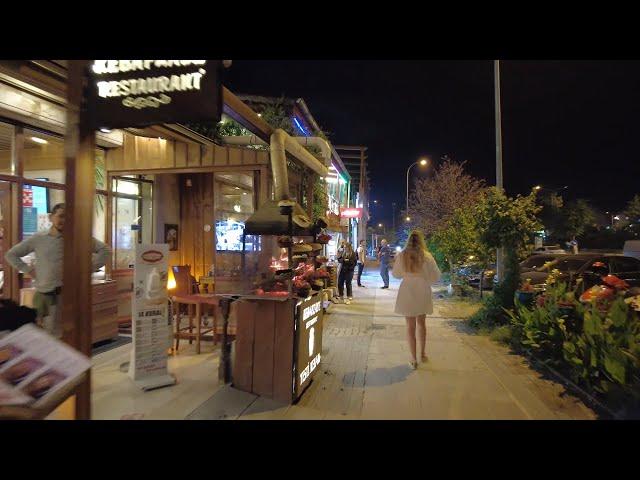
[187,269,596,420]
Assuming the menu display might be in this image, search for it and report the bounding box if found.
[294,294,324,398]
[0,324,91,407]
[128,244,176,390]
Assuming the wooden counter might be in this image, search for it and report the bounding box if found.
[232,292,324,404]
[91,280,118,344]
[19,280,118,345]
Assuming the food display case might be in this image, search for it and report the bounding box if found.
[228,200,333,403]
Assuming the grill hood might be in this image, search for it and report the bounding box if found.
[243,129,328,236]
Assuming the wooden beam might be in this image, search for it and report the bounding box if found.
[62,60,94,420]
[222,87,273,143]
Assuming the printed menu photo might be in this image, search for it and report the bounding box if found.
[0,324,91,408]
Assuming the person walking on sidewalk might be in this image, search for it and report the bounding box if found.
[5,203,110,338]
[356,240,367,287]
[378,239,391,289]
[392,230,441,369]
[337,242,357,304]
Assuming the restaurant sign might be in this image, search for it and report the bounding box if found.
[340,207,362,219]
[294,294,324,398]
[87,60,222,130]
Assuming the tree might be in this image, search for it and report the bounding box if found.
[474,187,542,314]
[536,191,564,241]
[624,194,640,224]
[432,206,480,276]
[563,199,596,239]
[408,159,484,237]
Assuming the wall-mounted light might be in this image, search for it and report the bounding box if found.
[30,136,48,144]
[233,205,241,213]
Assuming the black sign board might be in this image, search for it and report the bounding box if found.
[86,60,222,130]
[294,294,324,398]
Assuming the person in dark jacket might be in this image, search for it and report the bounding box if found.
[337,242,357,304]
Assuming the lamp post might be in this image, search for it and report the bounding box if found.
[406,158,428,213]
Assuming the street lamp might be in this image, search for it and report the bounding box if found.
[406,157,429,213]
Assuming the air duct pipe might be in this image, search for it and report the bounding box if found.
[293,136,332,166]
[221,135,267,147]
[270,129,329,201]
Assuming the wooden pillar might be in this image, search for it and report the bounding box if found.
[61,60,95,420]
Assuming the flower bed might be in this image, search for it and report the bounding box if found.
[506,279,640,409]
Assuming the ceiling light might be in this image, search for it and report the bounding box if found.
[235,187,240,190]
[242,192,247,195]
[31,137,48,144]
[99,128,112,133]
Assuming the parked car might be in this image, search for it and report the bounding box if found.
[457,263,495,290]
[623,240,640,260]
[531,245,566,255]
[520,254,564,273]
[520,253,640,293]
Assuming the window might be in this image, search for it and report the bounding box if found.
[583,258,612,274]
[0,122,14,175]
[112,177,153,269]
[214,172,255,252]
[545,258,589,273]
[613,257,640,273]
[22,184,64,238]
[522,255,556,270]
[23,130,65,183]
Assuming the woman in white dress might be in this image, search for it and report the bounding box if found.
[392,230,441,369]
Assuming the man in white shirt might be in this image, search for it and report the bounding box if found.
[356,240,366,287]
[5,204,110,338]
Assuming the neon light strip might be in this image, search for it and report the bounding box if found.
[293,117,308,135]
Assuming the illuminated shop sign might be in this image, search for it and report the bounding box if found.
[87,60,222,130]
[340,208,363,219]
[295,294,323,397]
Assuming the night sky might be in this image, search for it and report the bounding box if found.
[224,60,640,225]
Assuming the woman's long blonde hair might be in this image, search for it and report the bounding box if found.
[402,230,428,273]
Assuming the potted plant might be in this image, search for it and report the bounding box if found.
[515,279,535,307]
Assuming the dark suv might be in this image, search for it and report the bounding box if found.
[521,254,640,293]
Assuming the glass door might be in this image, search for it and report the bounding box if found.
[112,177,153,270]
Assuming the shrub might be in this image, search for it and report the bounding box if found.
[507,281,640,402]
[490,325,513,345]
[469,293,509,329]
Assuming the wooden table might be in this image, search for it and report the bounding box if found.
[199,276,216,293]
[171,294,220,354]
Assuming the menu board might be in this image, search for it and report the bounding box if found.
[0,324,91,407]
[127,244,176,390]
[294,294,324,398]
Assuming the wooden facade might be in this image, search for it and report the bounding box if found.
[106,132,269,173]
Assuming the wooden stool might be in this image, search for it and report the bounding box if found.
[172,294,220,354]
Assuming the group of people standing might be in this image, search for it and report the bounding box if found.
[334,239,367,304]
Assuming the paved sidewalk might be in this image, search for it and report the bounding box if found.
[187,270,596,420]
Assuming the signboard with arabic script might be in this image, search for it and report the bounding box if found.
[294,293,324,398]
[87,60,222,130]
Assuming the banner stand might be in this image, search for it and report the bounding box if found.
[127,244,176,391]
